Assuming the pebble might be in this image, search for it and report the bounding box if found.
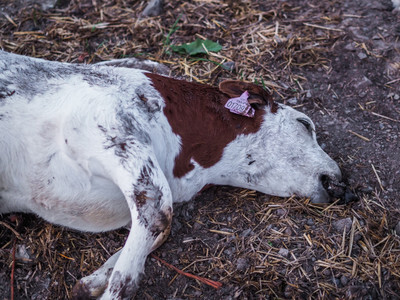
[276,208,287,216]
[240,228,253,237]
[284,285,292,298]
[142,0,163,17]
[333,217,352,232]
[224,248,234,256]
[287,97,298,105]
[354,76,372,89]
[236,258,249,271]
[284,227,292,236]
[395,221,400,235]
[278,247,289,257]
[394,94,400,100]
[341,275,349,286]
[360,186,373,193]
[193,222,202,230]
[222,61,235,71]
[279,82,289,89]
[333,277,341,287]
[15,244,33,263]
[193,290,202,297]
[358,52,368,60]
[344,42,357,51]
[354,233,362,243]
[38,0,56,10]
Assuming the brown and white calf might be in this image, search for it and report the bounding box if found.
[0,51,342,299]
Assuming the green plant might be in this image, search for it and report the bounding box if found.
[170,38,222,56]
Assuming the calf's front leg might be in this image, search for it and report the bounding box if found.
[72,154,172,299]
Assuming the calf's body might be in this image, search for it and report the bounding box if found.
[0,51,341,299]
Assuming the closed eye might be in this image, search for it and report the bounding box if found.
[297,118,313,133]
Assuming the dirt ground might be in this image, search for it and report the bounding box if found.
[1,0,400,299]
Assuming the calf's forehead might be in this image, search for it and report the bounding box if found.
[264,104,315,131]
[254,105,319,149]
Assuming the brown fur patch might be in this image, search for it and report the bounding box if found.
[72,281,96,300]
[145,73,272,178]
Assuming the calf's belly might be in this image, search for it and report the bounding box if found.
[1,175,131,233]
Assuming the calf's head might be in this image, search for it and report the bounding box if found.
[145,74,343,204]
[215,81,342,203]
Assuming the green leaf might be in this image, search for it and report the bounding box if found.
[171,38,222,56]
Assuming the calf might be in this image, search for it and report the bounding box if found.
[0,51,342,299]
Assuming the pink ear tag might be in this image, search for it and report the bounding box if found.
[224,91,255,118]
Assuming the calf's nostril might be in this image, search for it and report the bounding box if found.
[319,173,358,204]
[320,174,346,199]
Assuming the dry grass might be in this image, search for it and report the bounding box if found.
[1,0,399,299]
[162,185,399,298]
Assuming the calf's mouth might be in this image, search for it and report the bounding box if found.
[321,175,358,204]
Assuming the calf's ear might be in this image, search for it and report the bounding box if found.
[219,80,270,105]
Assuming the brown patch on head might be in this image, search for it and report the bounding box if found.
[145,73,276,178]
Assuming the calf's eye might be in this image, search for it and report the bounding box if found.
[296,118,312,132]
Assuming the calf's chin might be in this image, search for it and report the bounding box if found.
[310,185,331,204]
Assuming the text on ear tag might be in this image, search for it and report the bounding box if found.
[224,91,255,118]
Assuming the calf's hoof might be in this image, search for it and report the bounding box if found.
[72,280,104,300]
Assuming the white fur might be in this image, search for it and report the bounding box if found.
[0,51,341,299]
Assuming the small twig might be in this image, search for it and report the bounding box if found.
[378,261,382,289]
[96,238,111,256]
[58,253,75,261]
[385,78,400,85]
[11,239,16,300]
[348,130,370,142]
[0,221,22,240]
[304,233,312,246]
[13,31,44,35]
[2,13,17,27]
[151,253,222,289]
[303,22,343,32]
[208,229,234,235]
[369,111,399,123]
[342,14,363,18]
[348,217,356,256]
[371,164,385,192]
